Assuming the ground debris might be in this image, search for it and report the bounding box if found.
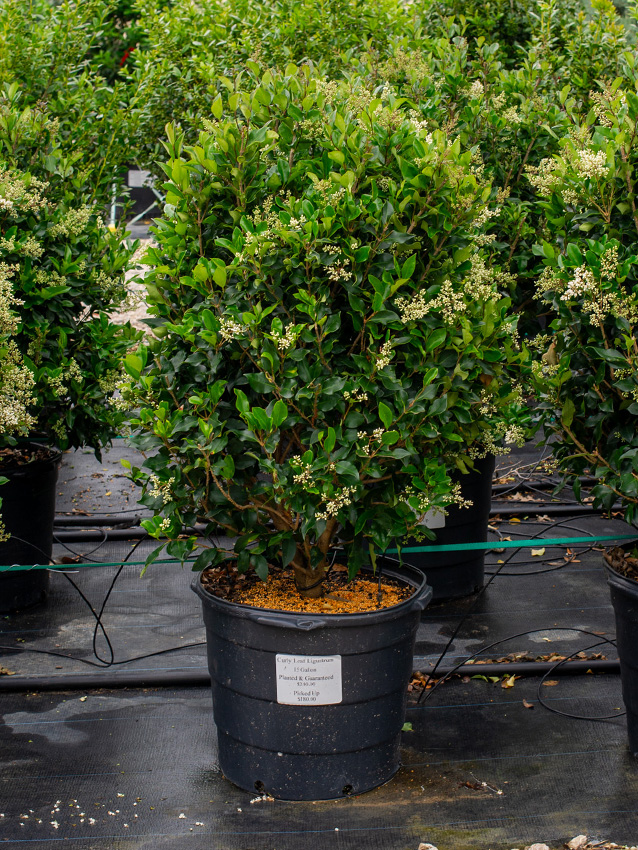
[504,841,638,850]
[464,651,606,665]
[249,794,275,804]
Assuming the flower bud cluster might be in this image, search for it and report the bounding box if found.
[315,485,357,522]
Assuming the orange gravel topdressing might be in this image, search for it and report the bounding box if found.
[201,563,415,614]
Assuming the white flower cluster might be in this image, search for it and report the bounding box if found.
[590,90,614,129]
[408,109,429,134]
[345,86,374,114]
[356,430,371,455]
[431,280,466,324]
[573,149,607,180]
[344,388,368,403]
[50,206,92,238]
[0,341,35,436]
[504,424,526,446]
[463,256,502,301]
[397,278,467,326]
[93,270,125,301]
[0,263,21,335]
[0,169,49,215]
[561,265,596,301]
[34,269,67,288]
[20,236,43,259]
[600,245,619,279]
[149,474,175,505]
[403,481,473,521]
[293,461,313,486]
[315,486,357,522]
[98,368,124,394]
[535,264,561,297]
[298,117,324,141]
[326,262,352,283]
[479,387,498,416]
[526,158,563,197]
[490,92,506,110]
[315,80,339,105]
[272,325,299,352]
[396,289,431,323]
[287,215,306,231]
[375,340,393,370]
[381,49,430,87]
[218,317,245,341]
[310,179,345,206]
[472,205,501,230]
[247,197,280,244]
[584,289,638,327]
[51,418,67,442]
[501,106,522,125]
[468,80,484,100]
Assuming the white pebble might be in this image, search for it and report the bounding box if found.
[566,839,588,850]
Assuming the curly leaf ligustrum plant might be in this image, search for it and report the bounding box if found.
[530,65,638,521]
[0,89,139,455]
[122,68,526,598]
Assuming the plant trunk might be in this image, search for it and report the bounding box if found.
[291,546,327,599]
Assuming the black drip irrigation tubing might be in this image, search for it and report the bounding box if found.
[49,504,616,544]
[53,523,208,542]
[0,658,620,694]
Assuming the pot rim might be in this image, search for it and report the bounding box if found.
[0,442,62,474]
[605,560,638,591]
[192,560,432,626]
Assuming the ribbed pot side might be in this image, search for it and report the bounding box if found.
[193,563,432,800]
[606,562,638,757]
[0,446,61,612]
[383,455,495,601]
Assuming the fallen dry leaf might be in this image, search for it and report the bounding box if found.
[0,667,15,676]
[531,548,546,557]
[501,675,517,689]
[523,699,534,709]
[542,680,559,687]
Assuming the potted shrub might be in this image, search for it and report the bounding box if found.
[529,71,638,755]
[122,67,526,799]
[0,89,139,611]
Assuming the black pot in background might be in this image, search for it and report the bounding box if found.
[193,563,432,801]
[0,445,61,612]
[125,167,160,219]
[606,559,638,757]
[382,455,495,601]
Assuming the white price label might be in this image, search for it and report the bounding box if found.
[419,508,446,529]
[127,169,155,188]
[276,654,342,705]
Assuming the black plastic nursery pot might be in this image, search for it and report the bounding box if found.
[383,454,495,601]
[0,444,61,613]
[193,562,432,801]
[606,557,638,757]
